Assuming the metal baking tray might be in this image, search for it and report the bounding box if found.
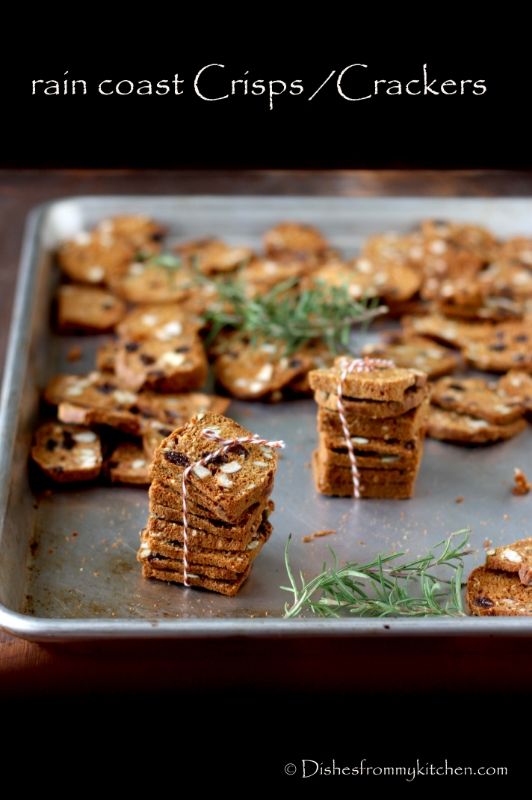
[1,195,531,641]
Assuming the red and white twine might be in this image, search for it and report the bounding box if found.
[336,356,395,498]
[181,429,285,586]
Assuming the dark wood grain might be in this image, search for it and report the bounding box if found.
[2,168,532,695]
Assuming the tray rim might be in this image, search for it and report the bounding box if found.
[2,194,532,642]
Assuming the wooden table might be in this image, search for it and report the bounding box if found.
[2,168,532,695]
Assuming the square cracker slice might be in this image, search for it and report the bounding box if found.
[309,356,427,403]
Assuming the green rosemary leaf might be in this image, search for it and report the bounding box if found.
[149,253,182,270]
[203,278,386,355]
[283,533,298,597]
[282,530,473,619]
[451,563,464,613]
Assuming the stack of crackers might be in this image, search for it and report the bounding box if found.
[308,358,430,499]
[138,413,279,596]
[468,538,532,616]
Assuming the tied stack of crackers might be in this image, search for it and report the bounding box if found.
[138,413,280,596]
[308,357,430,499]
[468,537,532,616]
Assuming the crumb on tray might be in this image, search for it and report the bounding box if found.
[67,345,83,362]
[512,467,531,496]
[302,529,336,543]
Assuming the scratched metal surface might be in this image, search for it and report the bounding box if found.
[0,196,531,641]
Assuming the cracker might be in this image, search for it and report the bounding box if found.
[56,285,126,333]
[467,565,532,616]
[147,502,273,550]
[362,335,458,380]
[464,321,532,373]
[116,304,200,342]
[313,257,421,303]
[431,376,524,424]
[140,520,271,573]
[361,231,426,274]
[477,258,532,302]
[485,539,532,586]
[45,372,140,434]
[437,296,523,323]
[106,443,150,485]
[313,384,430,418]
[213,334,322,400]
[136,391,230,427]
[176,238,252,275]
[95,215,165,252]
[263,222,329,256]
[141,562,251,596]
[498,370,532,411]
[427,406,526,444]
[242,253,321,292]
[114,336,208,392]
[317,397,430,441]
[312,451,416,499]
[317,439,422,471]
[31,422,102,483]
[401,313,492,348]
[108,260,197,304]
[309,357,427,403]
[149,483,270,539]
[57,233,133,285]
[419,219,498,262]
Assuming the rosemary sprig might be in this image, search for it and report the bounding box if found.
[203,278,386,355]
[282,530,473,618]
